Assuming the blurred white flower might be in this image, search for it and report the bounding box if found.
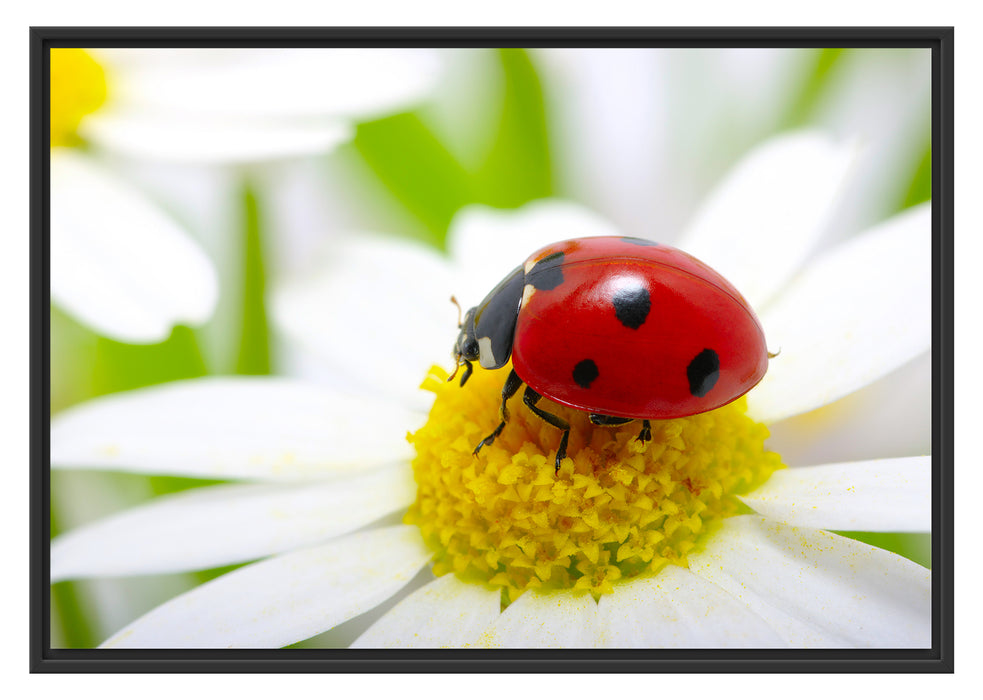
[50,48,441,343]
[536,48,930,248]
[50,132,932,648]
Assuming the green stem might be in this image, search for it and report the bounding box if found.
[235,179,273,375]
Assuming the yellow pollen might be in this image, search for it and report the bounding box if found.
[406,364,785,605]
[50,49,108,148]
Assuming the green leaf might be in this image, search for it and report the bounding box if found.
[783,48,848,129]
[901,142,932,209]
[351,49,553,248]
[91,325,208,398]
[354,113,473,246]
[833,531,932,568]
[472,48,553,207]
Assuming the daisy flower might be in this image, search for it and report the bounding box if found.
[50,47,441,343]
[49,131,932,648]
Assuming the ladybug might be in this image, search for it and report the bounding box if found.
[451,236,770,472]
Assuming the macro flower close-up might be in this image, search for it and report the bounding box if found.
[44,44,937,656]
[50,122,932,647]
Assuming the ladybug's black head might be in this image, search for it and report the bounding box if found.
[449,265,525,386]
[450,306,480,386]
[454,307,480,361]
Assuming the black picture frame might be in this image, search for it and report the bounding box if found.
[31,26,954,673]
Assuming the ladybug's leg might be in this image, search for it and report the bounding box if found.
[473,369,523,456]
[590,414,651,445]
[458,359,474,387]
[523,387,571,473]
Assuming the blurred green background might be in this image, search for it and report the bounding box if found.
[50,48,932,647]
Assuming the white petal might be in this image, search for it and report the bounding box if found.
[100,525,432,648]
[51,464,415,581]
[50,149,218,343]
[351,574,501,648]
[748,204,932,424]
[446,200,624,308]
[687,516,931,648]
[766,351,932,468]
[50,377,421,480]
[471,589,601,648]
[739,456,930,532]
[83,112,353,164]
[677,131,859,311]
[106,49,441,120]
[597,565,786,648]
[271,233,454,410]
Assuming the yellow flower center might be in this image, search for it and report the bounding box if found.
[406,364,785,605]
[50,49,108,148]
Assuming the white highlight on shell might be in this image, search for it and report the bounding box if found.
[521,283,536,309]
[477,336,498,368]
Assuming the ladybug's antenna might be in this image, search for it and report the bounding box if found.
[450,295,463,328]
[767,348,782,359]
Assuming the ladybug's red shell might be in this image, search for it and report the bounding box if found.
[511,236,768,419]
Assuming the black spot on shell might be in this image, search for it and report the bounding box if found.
[527,251,565,290]
[572,359,599,389]
[687,348,720,397]
[621,236,659,246]
[612,283,651,329]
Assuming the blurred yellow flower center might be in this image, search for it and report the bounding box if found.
[406,364,785,605]
[50,49,108,148]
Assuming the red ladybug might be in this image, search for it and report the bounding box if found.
[451,236,770,472]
